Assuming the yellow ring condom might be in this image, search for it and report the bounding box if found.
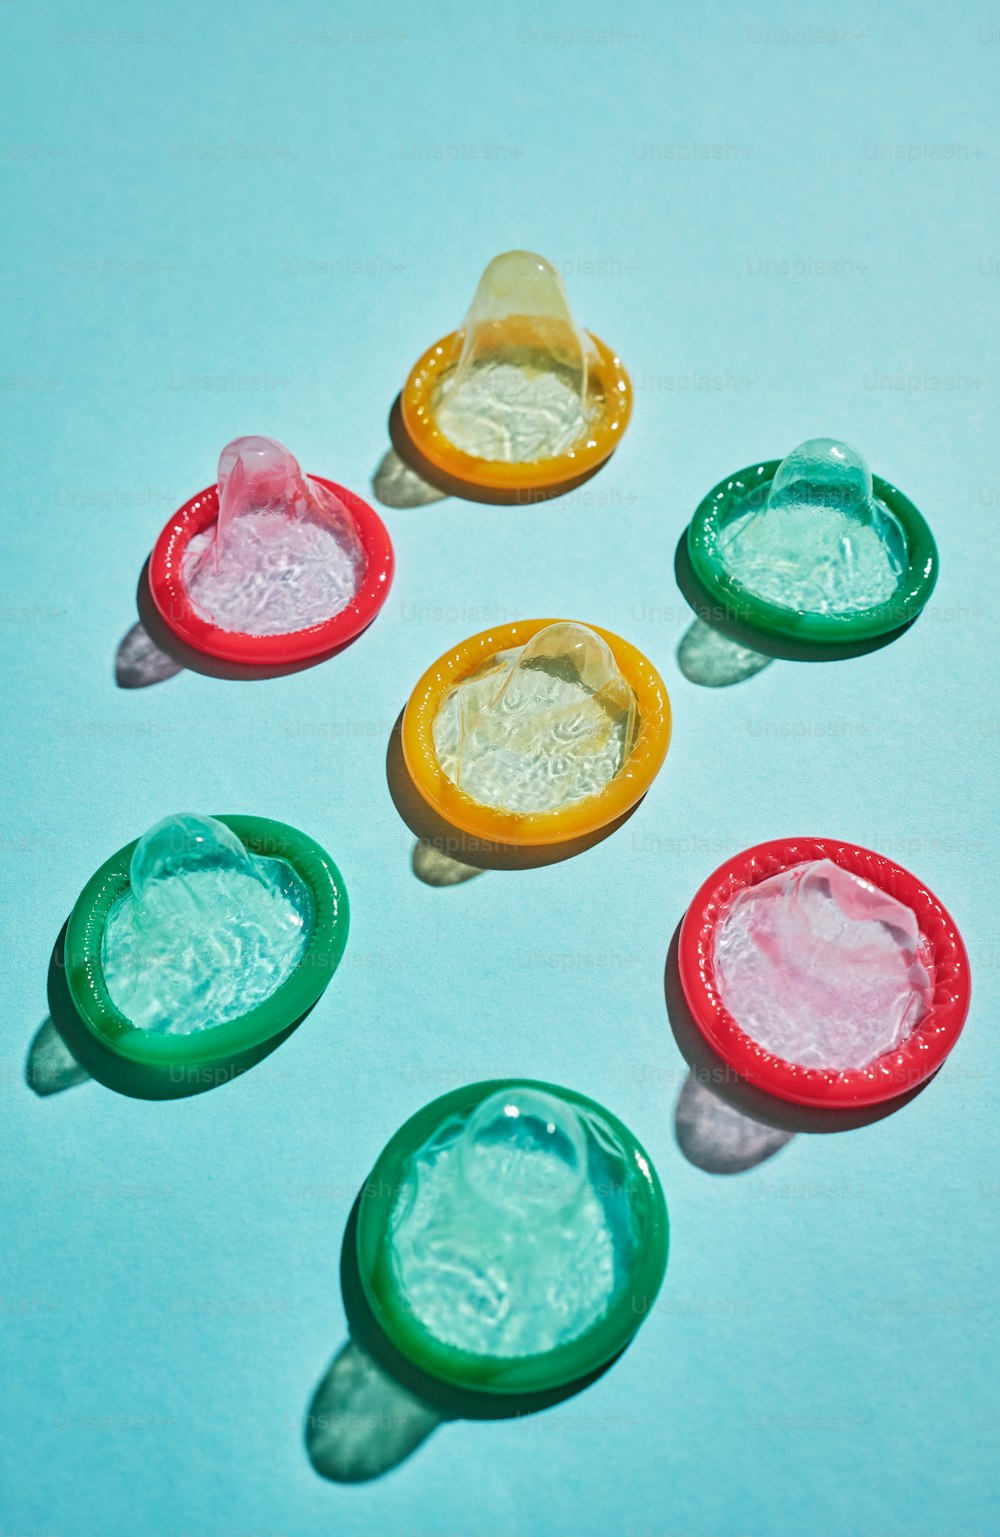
[401,329,632,495]
[401,619,671,848]
[399,252,632,497]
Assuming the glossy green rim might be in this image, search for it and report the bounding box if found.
[357,1079,669,1396]
[687,459,939,643]
[64,815,349,1066]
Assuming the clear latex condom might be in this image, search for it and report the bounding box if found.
[64,814,349,1066]
[356,1080,668,1395]
[678,838,971,1108]
[400,252,632,496]
[101,813,313,1037]
[687,439,937,644]
[149,436,394,666]
[402,619,671,847]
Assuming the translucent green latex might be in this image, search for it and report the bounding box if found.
[385,1087,638,1358]
[717,437,907,614]
[102,813,311,1034]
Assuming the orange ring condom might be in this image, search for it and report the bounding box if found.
[401,619,671,847]
[400,327,632,495]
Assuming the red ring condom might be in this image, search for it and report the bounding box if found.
[677,837,971,1109]
[149,477,394,666]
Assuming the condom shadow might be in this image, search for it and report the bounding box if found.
[662,919,933,1171]
[306,1193,622,1483]
[371,446,448,510]
[673,532,917,688]
[381,394,609,509]
[385,711,641,880]
[32,920,308,1102]
[26,1015,92,1097]
[115,559,373,687]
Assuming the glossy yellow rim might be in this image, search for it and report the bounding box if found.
[401,619,671,847]
[400,327,632,493]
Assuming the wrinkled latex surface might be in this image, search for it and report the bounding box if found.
[102,814,311,1034]
[433,252,596,462]
[386,1087,641,1357]
[717,438,907,614]
[713,858,932,1070]
[183,436,364,636]
[432,622,638,814]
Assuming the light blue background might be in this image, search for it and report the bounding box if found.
[1,1,997,1533]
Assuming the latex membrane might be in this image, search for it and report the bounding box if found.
[385,1087,642,1358]
[432,252,599,462]
[717,438,907,614]
[713,859,932,1071]
[101,814,312,1034]
[182,436,364,636]
[431,622,638,814]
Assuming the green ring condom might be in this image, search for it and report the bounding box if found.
[356,1079,669,1396]
[687,457,938,644]
[64,814,349,1067]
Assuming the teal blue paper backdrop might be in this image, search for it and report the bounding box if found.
[1,0,996,1532]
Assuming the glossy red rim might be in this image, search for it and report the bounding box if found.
[148,477,394,665]
[677,837,971,1108]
